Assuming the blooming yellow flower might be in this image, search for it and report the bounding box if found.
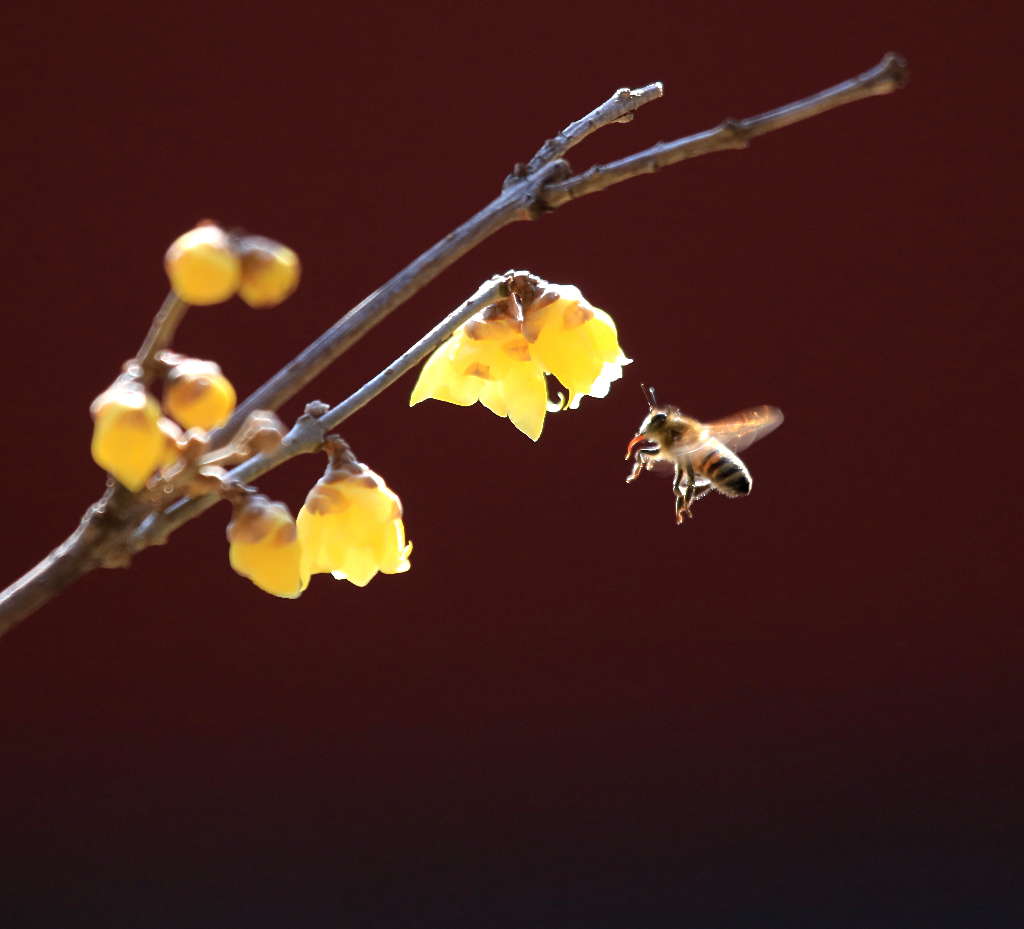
[297,440,411,588]
[162,358,237,431]
[227,494,305,598]
[523,283,630,410]
[410,308,548,440]
[410,277,629,439]
[237,235,302,309]
[164,224,241,306]
[90,380,166,491]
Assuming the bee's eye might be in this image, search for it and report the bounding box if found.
[648,412,667,429]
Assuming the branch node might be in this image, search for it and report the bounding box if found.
[719,118,751,148]
[303,400,330,419]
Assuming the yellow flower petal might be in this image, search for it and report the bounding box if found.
[227,495,305,598]
[410,330,484,407]
[502,360,548,441]
[525,287,630,408]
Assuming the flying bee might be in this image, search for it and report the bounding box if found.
[625,384,783,525]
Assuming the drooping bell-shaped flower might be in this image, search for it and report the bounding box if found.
[410,275,629,439]
[410,297,548,440]
[523,283,631,409]
[227,494,305,598]
[297,437,412,588]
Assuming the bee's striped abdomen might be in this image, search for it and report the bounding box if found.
[696,442,752,497]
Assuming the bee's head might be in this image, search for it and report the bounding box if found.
[624,383,670,459]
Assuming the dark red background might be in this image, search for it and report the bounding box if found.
[1,1,1019,926]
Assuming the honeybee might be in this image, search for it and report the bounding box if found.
[625,384,783,525]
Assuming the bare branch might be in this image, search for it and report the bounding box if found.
[515,82,664,180]
[0,485,149,637]
[543,53,908,207]
[135,292,188,382]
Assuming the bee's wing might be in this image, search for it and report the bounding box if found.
[705,405,784,453]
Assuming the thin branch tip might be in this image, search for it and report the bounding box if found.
[878,51,910,89]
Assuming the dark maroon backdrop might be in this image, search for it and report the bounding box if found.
[1,1,1019,926]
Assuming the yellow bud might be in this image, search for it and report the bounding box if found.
[227,494,305,598]
[237,235,301,309]
[90,381,165,491]
[164,224,241,305]
[156,416,184,469]
[163,358,236,431]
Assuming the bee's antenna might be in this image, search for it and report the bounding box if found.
[641,383,657,408]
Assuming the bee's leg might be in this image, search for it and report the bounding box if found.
[626,450,649,483]
[682,459,699,522]
[672,460,696,525]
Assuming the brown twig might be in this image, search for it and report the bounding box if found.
[0,484,152,629]
[543,53,908,207]
[134,292,188,383]
[0,54,908,636]
[515,82,664,180]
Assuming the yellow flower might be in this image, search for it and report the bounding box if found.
[90,380,166,491]
[227,494,305,598]
[524,284,630,410]
[237,235,301,309]
[410,303,548,440]
[297,440,411,588]
[410,277,629,439]
[164,224,241,306]
[162,358,237,431]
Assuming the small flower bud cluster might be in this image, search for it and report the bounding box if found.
[89,222,303,493]
[410,276,630,440]
[226,438,411,598]
[89,354,239,492]
[165,222,300,309]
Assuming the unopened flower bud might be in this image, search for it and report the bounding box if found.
[163,358,237,431]
[236,410,286,456]
[90,380,165,491]
[156,416,184,469]
[227,494,305,598]
[237,235,301,309]
[164,224,241,306]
